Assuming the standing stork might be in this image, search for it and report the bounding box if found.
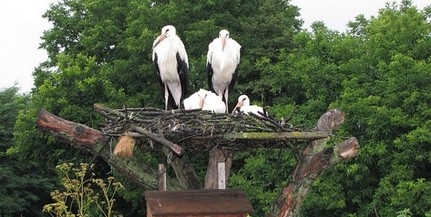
[206,29,241,112]
[152,25,189,110]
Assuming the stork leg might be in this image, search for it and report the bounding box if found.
[164,83,169,111]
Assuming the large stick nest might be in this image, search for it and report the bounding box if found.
[95,104,325,152]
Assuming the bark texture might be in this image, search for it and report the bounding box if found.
[271,109,359,217]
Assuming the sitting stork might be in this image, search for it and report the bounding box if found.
[201,91,226,114]
[206,29,241,112]
[182,89,226,114]
[232,95,269,117]
[152,25,189,110]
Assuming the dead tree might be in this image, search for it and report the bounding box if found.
[35,104,359,216]
[270,109,359,217]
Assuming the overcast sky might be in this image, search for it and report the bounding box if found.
[0,0,429,93]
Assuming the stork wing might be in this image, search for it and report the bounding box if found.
[176,48,189,102]
[206,41,215,93]
[153,53,164,94]
[228,38,241,94]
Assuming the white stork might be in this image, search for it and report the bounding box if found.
[206,29,241,112]
[182,89,225,113]
[152,25,189,110]
[182,89,209,110]
[201,91,226,114]
[232,94,269,117]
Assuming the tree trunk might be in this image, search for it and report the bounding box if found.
[35,109,180,190]
[270,109,360,217]
[204,147,234,189]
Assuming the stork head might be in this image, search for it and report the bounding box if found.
[153,25,177,48]
[196,89,210,108]
[231,94,250,113]
[219,29,229,51]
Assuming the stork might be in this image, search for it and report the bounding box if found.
[206,29,241,112]
[182,89,209,110]
[201,91,226,113]
[152,25,189,110]
[232,94,269,117]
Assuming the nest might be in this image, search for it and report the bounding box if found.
[94,104,326,153]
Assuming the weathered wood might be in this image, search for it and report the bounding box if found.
[218,162,226,189]
[93,103,320,151]
[35,109,180,190]
[36,109,107,148]
[224,131,329,141]
[158,164,166,191]
[145,189,254,216]
[130,124,184,156]
[204,147,234,189]
[169,152,203,190]
[271,109,360,217]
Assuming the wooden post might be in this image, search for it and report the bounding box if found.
[158,164,167,191]
[218,162,226,189]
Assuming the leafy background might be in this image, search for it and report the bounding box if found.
[1,0,431,216]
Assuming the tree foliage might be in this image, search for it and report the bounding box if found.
[0,87,53,217]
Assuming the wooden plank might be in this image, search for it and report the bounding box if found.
[218,162,226,189]
[158,164,166,191]
[145,189,254,215]
[224,131,329,141]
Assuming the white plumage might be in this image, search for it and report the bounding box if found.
[202,91,226,114]
[232,95,269,117]
[207,29,241,112]
[182,89,226,114]
[182,89,208,110]
[152,25,189,110]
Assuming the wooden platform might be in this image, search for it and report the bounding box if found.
[145,189,254,217]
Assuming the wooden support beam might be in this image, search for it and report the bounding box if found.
[224,131,329,141]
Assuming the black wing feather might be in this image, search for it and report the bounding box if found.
[206,62,215,93]
[176,52,189,104]
[153,53,165,102]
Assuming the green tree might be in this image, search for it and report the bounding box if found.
[300,1,431,216]
[0,87,53,216]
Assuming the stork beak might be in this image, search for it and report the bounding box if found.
[221,36,227,52]
[153,34,166,48]
[199,97,205,109]
[231,101,242,114]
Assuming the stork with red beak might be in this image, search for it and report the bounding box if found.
[152,25,189,110]
[206,29,241,112]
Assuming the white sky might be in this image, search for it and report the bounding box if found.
[0,0,429,93]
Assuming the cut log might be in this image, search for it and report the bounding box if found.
[35,109,180,190]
